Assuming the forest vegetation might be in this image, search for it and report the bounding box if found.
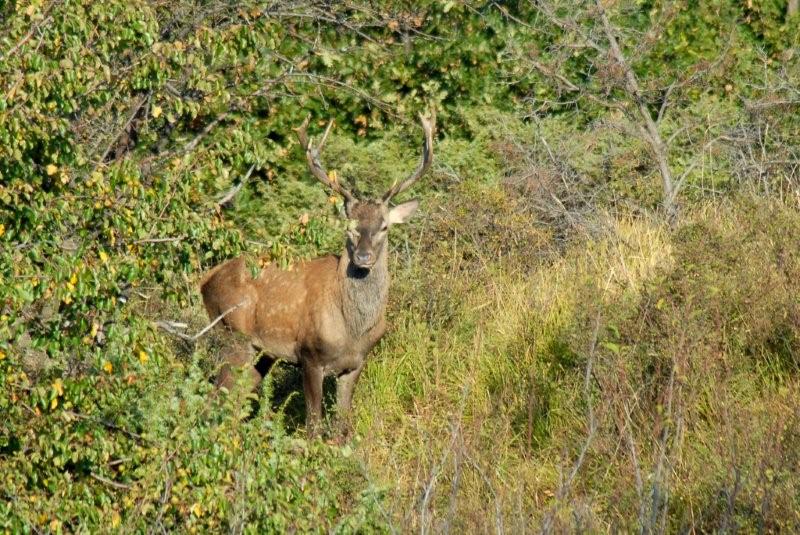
[1,0,800,532]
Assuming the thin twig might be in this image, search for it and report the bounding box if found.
[95,93,149,165]
[1,15,53,61]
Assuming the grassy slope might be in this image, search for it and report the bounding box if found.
[337,117,800,532]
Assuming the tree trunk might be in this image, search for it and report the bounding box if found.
[789,0,799,18]
[595,1,677,219]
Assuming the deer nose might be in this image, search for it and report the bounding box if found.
[354,251,373,267]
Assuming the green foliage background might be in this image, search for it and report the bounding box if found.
[1,0,799,532]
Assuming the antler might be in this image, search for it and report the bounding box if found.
[295,116,355,204]
[382,112,435,203]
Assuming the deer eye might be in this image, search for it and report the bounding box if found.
[380,223,389,232]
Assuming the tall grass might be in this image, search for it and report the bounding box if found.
[353,186,800,532]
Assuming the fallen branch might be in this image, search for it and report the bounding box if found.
[156,300,248,342]
[218,163,256,207]
[134,236,185,244]
[64,410,148,443]
[90,472,132,490]
[183,112,228,153]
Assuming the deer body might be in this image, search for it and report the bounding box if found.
[201,244,389,374]
[201,114,433,435]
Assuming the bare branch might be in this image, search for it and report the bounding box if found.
[527,58,624,111]
[64,410,148,443]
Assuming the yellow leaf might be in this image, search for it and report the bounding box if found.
[0,224,5,237]
[138,350,149,364]
[50,397,58,410]
[46,164,58,176]
[111,511,121,528]
[102,361,113,374]
[90,322,99,338]
[151,106,162,118]
[60,171,69,185]
[190,503,203,517]
[0,350,5,360]
[70,273,78,285]
[99,251,109,263]
[52,378,64,397]
[328,170,338,183]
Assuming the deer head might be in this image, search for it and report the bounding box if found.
[296,113,435,270]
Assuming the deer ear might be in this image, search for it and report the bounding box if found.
[387,199,419,225]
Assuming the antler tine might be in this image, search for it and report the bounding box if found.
[317,118,334,151]
[382,111,435,203]
[294,116,355,204]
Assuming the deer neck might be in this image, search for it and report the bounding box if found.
[339,242,389,337]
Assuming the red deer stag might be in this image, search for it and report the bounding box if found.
[200,113,434,435]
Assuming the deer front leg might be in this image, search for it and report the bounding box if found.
[302,363,324,437]
[216,335,262,393]
[335,360,365,440]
